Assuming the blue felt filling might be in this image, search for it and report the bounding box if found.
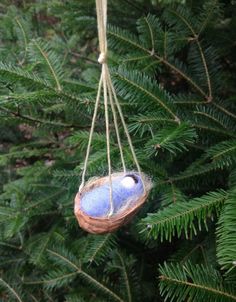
[80,173,144,217]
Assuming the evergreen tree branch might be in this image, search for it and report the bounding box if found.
[213,102,236,120]
[32,40,62,91]
[145,123,196,156]
[143,16,155,54]
[46,249,125,302]
[14,17,27,65]
[159,262,236,302]
[0,277,23,302]
[82,234,116,265]
[160,276,236,301]
[47,249,79,271]
[0,62,49,88]
[108,29,208,98]
[192,124,236,138]
[167,8,212,101]
[79,270,125,302]
[113,70,179,121]
[0,63,90,105]
[164,163,216,183]
[161,57,208,99]
[196,40,212,102]
[194,110,229,130]
[217,189,236,271]
[0,2,235,301]
[198,0,219,35]
[25,272,78,285]
[138,190,226,241]
[116,251,132,302]
[0,106,74,128]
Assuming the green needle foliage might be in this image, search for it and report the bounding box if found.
[138,190,227,242]
[217,189,236,272]
[159,261,236,302]
[0,0,236,301]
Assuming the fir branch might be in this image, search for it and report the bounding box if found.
[166,8,212,101]
[162,57,207,99]
[0,62,49,88]
[213,102,236,120]
[25,271,78,287]
[193,106,235,130]
[0,277,23,302]
[108,27,207,98]
[166,139,236,184]
[193,123,236,138]
[0,106,74,128]
[0,2,235,301]
[78,271,125,302]
[145,123,197,156]
[128,113,178,136]
[29,39,62,91]
[196,40,212,102]
[47,249,79,271]
[0,90,57,105]
[0,63,90,105]
[46,249,125,302]
[116,252,132,302]
[14,17,27,65]
[207,140,236,169]
[82,234,117,265]
[143,16,155,54]
[138,190,226,241]
[217,189,236,271]
[159,262,236,302]
[26,229,62,267]
[198,0,221,35]
[112,68,179,121]
[164,163,217,184]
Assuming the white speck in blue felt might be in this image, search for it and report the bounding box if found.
[80,173,144,217]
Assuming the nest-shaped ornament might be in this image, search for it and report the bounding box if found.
[74,172,152,234]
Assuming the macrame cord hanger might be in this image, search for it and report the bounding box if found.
[79,0,145,218]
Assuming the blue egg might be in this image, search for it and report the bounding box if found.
[80,173,144,217]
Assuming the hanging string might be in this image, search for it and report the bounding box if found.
[79,0,146,214]
[79,73,103,192]
[106,64,126,173]
[96,0,107,64]
[102,63,113,216]
[106,70,145,193]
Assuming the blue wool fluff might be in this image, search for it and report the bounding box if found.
[80,173,144,217]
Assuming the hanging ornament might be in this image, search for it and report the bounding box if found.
[74,0,152,234]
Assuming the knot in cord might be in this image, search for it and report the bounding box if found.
[98,52,107,64]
